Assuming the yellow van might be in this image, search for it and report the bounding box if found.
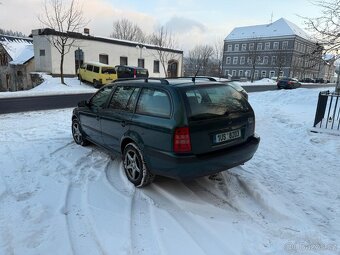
[78,62,117,87]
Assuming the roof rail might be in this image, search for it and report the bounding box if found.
[147,77,170,85]
[166,76,219,82]
[113,77,169,85]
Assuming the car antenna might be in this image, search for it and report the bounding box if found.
[193,66,201,83]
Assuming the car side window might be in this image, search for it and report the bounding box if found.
[93,66,100,73]
[136,88,171,118]
[86,65,93,71]
[109,86,139,111]
[90,86,113,109]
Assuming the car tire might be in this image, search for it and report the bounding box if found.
[123,143,155,187]
[72,118,89,146]
[93,80,101,88]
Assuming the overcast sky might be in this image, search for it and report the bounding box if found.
[0,0,322,51]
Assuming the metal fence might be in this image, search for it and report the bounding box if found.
[313,91,340,130]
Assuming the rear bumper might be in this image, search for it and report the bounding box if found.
[145,135,260,180]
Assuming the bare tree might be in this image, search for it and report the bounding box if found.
[187,44,214,76]
[303,0,340,56]
[110,18,145,42]
[38,0,87,84]
[149,26,179,77]
[272,48,288,80]
[213,38,224,77]
[246,38,264,82]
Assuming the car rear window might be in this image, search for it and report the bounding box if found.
[183,85,250,120]
[102,67,116,74]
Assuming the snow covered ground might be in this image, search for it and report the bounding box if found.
[0,74,96,98]
[0,87,339,255]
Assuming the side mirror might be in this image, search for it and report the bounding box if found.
[78,100,89,107]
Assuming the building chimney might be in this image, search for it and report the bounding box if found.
[84,28,90,35]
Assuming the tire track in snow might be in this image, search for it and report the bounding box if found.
[183,178,240,212]
[142,183,235,255]
[130,189,162,255]
[105,160,162,254]
[64,182,105,255]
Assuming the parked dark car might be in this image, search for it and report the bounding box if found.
[277,78,301,89]
[72,78,260,187]
[300,78,315,83]
[115,65,149,79]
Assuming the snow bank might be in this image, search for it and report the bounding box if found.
[0,74,97,98]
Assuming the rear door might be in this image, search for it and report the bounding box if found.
[182,84,254,154]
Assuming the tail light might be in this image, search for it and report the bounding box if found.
[288,81,292,85]
[133,69,136,78]
[174,127,191,153]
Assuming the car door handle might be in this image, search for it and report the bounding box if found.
[121,121,126,127]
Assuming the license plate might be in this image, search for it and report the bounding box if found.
[215,129,241,143]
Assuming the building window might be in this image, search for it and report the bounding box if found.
[265,42,270,50]
[233,57,238,65]
[269,71,275,78]
[239,70,244,77]
[227,45,232,52]
[240,56,245,65]
[120,56,128,66]
[138,58,145,68]
[245,70,251,77]
[234,44,239,51]
[153,60,160,73]
[273,42,279,50]
[232,70,237,76]
[99,54,108,64]
[261,71,266,77]
[257,56,262,64]
[247,57,252,64]
[249,43,254,51]
[257,43,263,51]
[282,41,288,49]
[226,57,231,64]
[0,52,8,66]
[241,44,247,51]
[225,70,230,76]
[40,49,45,56]
[254,70,259,78]
[272,56,277,65]
[263,56,269,65]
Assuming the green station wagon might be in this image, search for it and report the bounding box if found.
[72,78,260,187]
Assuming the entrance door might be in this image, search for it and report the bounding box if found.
[167,60,178,78]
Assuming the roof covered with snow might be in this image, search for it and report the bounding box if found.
[0,35,34,65]
[225,18,311,41]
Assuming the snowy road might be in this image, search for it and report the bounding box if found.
[0,88,339,255]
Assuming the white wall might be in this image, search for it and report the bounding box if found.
[33,32,183,77]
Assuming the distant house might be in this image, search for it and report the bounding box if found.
[32,28,183,78]
[223,18,323,80]
[0,35,35,91]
